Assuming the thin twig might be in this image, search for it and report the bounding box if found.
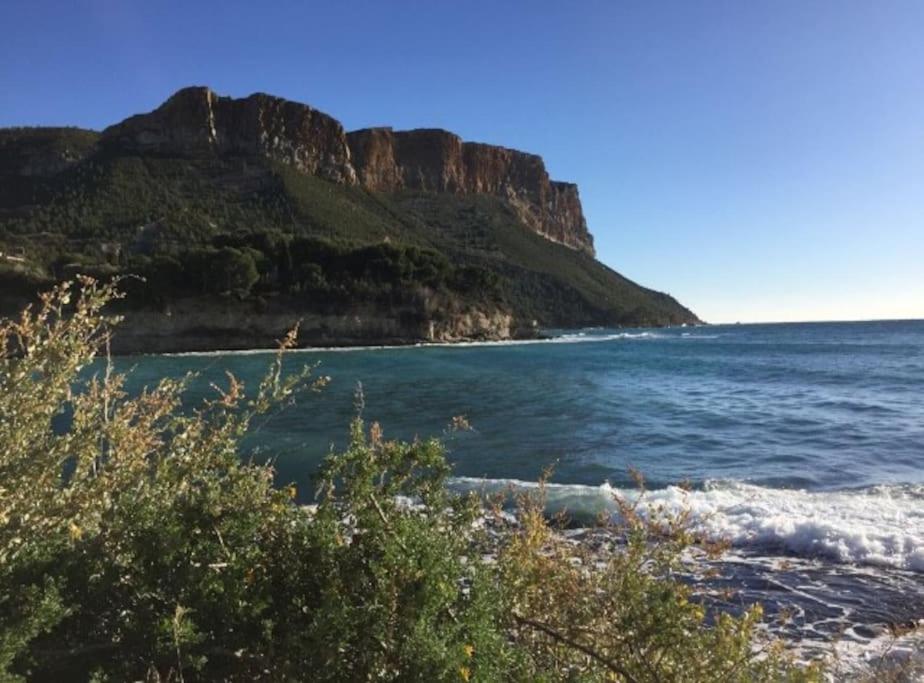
[512,612,640,683]
[368,493,408,552]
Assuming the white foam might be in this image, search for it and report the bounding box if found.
[450,477,924,572]
[157,330,664,357]
[680,332,722,339]
[828,624,924,680]
[551,331,662,343]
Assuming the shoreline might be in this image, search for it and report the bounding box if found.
[144,330,676,357]
[113,324,712,356]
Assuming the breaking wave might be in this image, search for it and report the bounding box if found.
[450,477,924,572]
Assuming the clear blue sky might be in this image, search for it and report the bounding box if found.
[2,0,922,323]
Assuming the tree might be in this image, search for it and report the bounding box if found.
[207,246,259,295]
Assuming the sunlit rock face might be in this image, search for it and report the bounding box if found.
[347,127,594,254]
[101,86,357,184]
[101,86,594,254]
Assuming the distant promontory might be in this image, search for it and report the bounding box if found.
[0,86,698,352]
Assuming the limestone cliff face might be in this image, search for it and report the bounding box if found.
[100,86,356,184]
[547,182,588,247]
[98,87,594,254]
[347,127,594,254]
[349,128,467,193]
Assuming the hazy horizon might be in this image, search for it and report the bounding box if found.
[2,0,921,324]
[701,315,924,326]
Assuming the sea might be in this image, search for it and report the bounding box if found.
[120,320,924,674]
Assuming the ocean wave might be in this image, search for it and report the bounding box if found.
[449,477,924,572]
[680,332,722,339]
[550,331,663,343]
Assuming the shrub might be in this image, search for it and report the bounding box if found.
[0,278,508,681]
[495,481,823,681]
[0,279,822,681]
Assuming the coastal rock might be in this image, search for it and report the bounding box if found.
[426,309,515,342]
[106,297,521,354]
[100,86,356,184]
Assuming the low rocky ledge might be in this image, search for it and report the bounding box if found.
[107,298,526,355]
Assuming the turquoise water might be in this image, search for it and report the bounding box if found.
[123,320,924,495]
[119,320,924,655]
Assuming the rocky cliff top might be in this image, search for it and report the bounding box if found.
[345,127,593,253]
[101,86,357,184]
[99,87,594,255]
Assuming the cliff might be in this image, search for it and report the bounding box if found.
[99,87,593,254]
[347,128,594,254]
[100,86,357,184]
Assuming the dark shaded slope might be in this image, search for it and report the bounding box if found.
[374,191,696,326]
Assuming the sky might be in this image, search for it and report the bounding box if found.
[1,1,922,323]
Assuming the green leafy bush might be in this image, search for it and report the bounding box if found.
[0,279,820,681]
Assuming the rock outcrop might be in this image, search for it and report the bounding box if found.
[99,87,594,255]
[347,128,594,254]
[106,298,518,354]
[100,86,356,184]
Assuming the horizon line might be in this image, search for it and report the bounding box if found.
[702,316,924,326]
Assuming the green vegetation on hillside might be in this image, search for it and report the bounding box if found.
[0,128,100,176]
[0,280,815,681]
[125,234,500,311]
[0,130,697,328]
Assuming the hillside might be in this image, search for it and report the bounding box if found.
[0,87,698,351]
